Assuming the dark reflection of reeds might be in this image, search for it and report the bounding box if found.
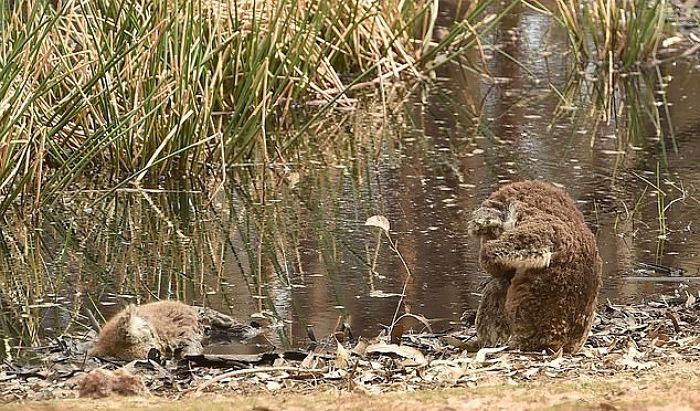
[551,66,676,165]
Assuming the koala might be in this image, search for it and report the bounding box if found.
[89,300,256,360]
[467,180,602,353]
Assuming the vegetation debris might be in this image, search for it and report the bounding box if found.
[1,291,700,401]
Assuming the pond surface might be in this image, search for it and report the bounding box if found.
[1,3,700,355]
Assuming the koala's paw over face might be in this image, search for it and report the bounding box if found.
[471,181,602,354]
[468,207,505,239]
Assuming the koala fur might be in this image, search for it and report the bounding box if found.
[90,300,256,360]
[468,180,602,353]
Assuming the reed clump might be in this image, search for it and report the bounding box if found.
[0,0,496,213]
[556,0,671,69]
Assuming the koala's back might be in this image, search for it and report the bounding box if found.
[135,301,201,349]
[485,180,587,226]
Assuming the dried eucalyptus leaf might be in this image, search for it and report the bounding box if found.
[475,346,508,363]
[365,215,390,233]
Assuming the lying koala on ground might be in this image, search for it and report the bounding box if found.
[90,300,258,360]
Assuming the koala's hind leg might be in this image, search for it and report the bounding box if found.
[194,306,238,329]
[475,278,511,347]
[479,222,562,274]
[194,306,260,339]
[178,337,204,358]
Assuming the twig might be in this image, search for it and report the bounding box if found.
[650,43,700,66]
[386,235,414,335]
[81,304,101,333]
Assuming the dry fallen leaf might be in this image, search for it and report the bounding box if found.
[390,321,404,345]
[266,380,282,391]
[662,36,682,47]
[475,346,508,363]
[394,313,434,334]
[365,215,390,233]
[615,346,657,370]
[441,336,469,350]
[300,352,318,369]
[365,342,427,365]
[335,339,350,369]
[351,338,370,357]
[523,367,539,379]
[686,291,696,308]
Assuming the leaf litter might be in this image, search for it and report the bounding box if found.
[2,291,700,401]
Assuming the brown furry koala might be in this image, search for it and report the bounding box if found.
[467,180,602,353]
[90,300,256,360]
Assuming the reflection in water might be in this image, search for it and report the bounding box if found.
[1,4,700,357]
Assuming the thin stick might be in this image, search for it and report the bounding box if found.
[386,234,414,335]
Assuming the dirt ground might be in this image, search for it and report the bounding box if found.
[4,361,699,411]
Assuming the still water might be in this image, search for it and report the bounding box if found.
[1,3,699,353]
